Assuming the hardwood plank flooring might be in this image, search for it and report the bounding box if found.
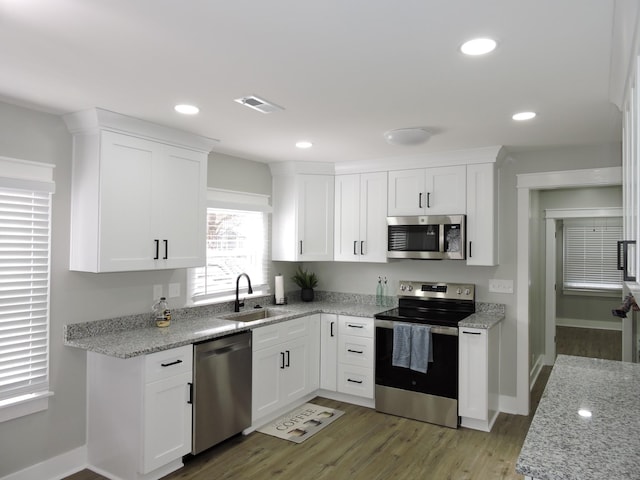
[556,325,621,360]
[66,326,618,480]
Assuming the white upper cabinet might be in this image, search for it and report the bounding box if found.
[335,172,388,262]
[271,163,335,261]
[388,165,466,215]
[64,108,216,272]
[466,163,498,266]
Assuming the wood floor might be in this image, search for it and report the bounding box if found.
[65,327,618,480]
[555,325,622,360]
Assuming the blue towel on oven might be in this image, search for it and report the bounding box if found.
[392,323,412,368]
[410,325,432,373]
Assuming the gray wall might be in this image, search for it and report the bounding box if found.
[0,98,623,477]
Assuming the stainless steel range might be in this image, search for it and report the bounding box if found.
[374,281,475,428]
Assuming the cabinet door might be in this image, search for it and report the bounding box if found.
[297,175,334,260]
[281,337,309,403]
[99,131,156,271]
[252,344,283,421]
[320,314,338,391]
[466,163,497,266]
[153,144,207,269]
[425,165,466,214]
[359,172,388,262]
[142,372,192,474]
[388,169,425,215]
[458,328,488,420]
[334,174,361,261]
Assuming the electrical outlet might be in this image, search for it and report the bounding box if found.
[153,284,163,300]
[169,283,180,298]
[489,279,514,294]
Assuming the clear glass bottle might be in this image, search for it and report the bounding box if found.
[376,277,382,306]
[383,277,389,306]
[152,297,171,328]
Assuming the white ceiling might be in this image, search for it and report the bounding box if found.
[0,0,622,164]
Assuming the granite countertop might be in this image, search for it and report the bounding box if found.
[64,296,505,359]
[516,355,640,480]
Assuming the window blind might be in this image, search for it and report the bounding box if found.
[0,187,51,403]
[563,217,622,291]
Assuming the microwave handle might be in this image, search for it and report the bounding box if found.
[618,240,636,281]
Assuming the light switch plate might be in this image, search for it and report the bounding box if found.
[169,283,180,298]
[489,279,514,294]
[153,284,163,300]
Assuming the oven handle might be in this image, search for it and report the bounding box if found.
[374,319,459,336]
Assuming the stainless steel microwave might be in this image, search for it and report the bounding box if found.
[387,215,466,260]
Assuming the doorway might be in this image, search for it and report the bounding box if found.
[516,166,622,415]
[543,205,623,364]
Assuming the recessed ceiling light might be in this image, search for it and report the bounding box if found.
[174,104,200,115]
[512,111,537,121]
[296,141,313,149]
[578,409,592,418]
[460,38,497,56]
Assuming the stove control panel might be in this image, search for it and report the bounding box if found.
[398,281,475,301]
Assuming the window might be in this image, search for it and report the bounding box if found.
[563,217,623,293]
[189,189,271,304]
[0,156,54,422]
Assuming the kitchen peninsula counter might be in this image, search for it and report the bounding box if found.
[516,355,640,480]
[64,295,505,359]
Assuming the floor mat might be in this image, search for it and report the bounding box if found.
[257,402,344,444]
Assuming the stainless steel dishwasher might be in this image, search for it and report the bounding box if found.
[192,331,252,454]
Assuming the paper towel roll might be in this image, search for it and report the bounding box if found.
[275,274,285,305]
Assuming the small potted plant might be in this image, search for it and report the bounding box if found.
[291,266,318,302]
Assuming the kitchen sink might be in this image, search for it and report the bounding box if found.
[221,308,290,323]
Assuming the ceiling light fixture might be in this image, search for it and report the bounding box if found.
[174,104,200,115]
[578,409,592,418]
[384,128,432,146]
[460,38,497,56]
[296,141,313,149]
[512,111,537,121]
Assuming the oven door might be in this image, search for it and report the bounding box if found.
[375,320,458,398]
[374,319,459,428]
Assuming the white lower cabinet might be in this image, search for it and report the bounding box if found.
[251,314,320,424]
[320,313,338,390]
[87,345,193,480]
[458,323,500,432]
[336,316,374,399]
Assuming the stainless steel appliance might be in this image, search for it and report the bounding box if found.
[192,331,252,454]
[374,281,475,428]
[387,215,466,260]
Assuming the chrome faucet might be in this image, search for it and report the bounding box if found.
[234,273,253,312]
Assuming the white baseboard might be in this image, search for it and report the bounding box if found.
[499,394,522,415]
[1,446,87,480]
[555,317,622,331]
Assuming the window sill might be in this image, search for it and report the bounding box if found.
[561,289,621,298]
[0,390,54,423]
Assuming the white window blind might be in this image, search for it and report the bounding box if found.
[563,217,623,292]
[0,186,52,408]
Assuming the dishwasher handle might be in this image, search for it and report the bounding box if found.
[195,333,252,360]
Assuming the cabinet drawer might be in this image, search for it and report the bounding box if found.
[144,345,193,384]
[338,335,374,368]
[338,316,373,338]
[253,316,311,351]
[337,365,374,399]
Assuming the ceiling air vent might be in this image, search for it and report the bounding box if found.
[234,95,284,114]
